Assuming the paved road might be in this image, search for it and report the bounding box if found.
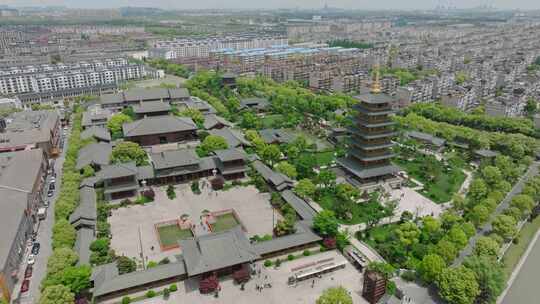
[499,230,540,304]
[13,128,70,304]
[452,162,540,266]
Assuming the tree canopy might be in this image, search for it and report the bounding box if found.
[107,113,133,139]
[313,210,340,238]
[436,266,480,304]
[110,141,148,166]
[316,286,353,304]
[39,285,75,304]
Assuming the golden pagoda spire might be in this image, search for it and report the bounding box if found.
[371,64,382,94]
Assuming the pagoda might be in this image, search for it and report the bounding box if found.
[337,66,399,184]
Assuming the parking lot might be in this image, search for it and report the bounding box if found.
[109,182,281,262]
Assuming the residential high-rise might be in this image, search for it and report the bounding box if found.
[337,67,399,184]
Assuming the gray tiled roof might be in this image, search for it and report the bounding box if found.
[151,149,200,170]
[137,165,155,180]
[82,107,111,128]
[354,93,394,104]
[259,128,295,144]
[0,110,59,148]
[168,88,190,99]
[92,262,186,298]
[239,97,270,110]
[69,187,97,225]
[203,114,232,130]
[405,131,446,147]
[81,127,111,142]
[132,101,171,114]
[97,162,138,179]
[252,160,293,191]
[123,88,169,102]
[98,93,124,105]
[214,148,247,163]
[280,190,317,221]
[122,115,196,137]
[474,149,499,158]
[337,157,399,179]
[76,142,112,170]
[252,221,321,256]
[180,226,259,276]
[208,128,250,148]
[75,227,95,266]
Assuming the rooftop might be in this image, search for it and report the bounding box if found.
[122,115,196,137]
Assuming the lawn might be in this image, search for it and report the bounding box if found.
[299,151,335,167]
[502,216,540,277]
[211,213,240,232]
[157,225,194,248]
[394,155,466,203]
[260,114,284,129]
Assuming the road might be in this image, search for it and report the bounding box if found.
[13,127,70,304]
[499,230,540,304]
[452,162,540,266]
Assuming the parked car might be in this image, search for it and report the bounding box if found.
[20,280,30,293]
[27,254,35,265]
[47,190,54,197]
[44,200,49,207]
[49,183,55,191]
[50,176,56,183]
[24,266,33,278]
[31,243,40,255]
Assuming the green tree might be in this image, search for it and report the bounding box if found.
[482,166,503,187]
[107,113,133,138]
[433,239,457,264]
[367,262,395,279]
[316,169,336,189]
[463,256,506,304]
[395,222,421,251]
[240,111,260,129]
[316,286,353,304]
[510,194,534,218]
[447,226,468,249]
[40,285,75,304]
[418,254,446,283]
[275,161,298,179]
[492,215,517,240]
[260,144,281,166]
[469,178,488,203]
[470,205,490,227]
[336,183,360,203]
[474,236,500,259]
[46,248,79,276]
[111,141,148,166]
[52,219,76,249]
[179,108,204,126]
[60,265,92,294]
[313,210,339,237]
[81,165,95,177]
[294,178,316,199]
[436,266,480,304]
[200,135,228,155]
[117,256,137,274]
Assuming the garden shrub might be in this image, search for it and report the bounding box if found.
[169,284,178,292]
[146,290,156,298]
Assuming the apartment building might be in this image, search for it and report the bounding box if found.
[0,58,148,96]
[149,35,288,59]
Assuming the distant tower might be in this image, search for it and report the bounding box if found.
[362,270,387,304]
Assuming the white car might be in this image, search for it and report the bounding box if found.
[27,254,36,265]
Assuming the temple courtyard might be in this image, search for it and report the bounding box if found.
[108,181,281,262]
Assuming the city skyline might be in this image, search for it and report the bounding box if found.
[2,0,540,10]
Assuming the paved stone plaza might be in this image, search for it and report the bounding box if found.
[102,250,368,304]
[108,182,281,262]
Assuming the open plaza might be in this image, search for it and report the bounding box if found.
[109,182,281,262]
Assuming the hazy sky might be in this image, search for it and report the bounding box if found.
[3,0,540,10]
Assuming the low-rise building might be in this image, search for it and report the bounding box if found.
[122,115,197,147]
[0,149,47,302]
